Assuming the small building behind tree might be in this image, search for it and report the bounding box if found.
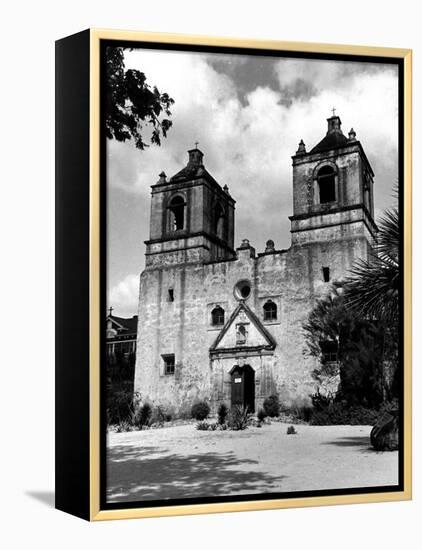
[106,309,138,390]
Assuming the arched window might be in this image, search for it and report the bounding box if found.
[263,300,277,321]
[211,306,225,326]
[363,173,372,212]
[168,196,185,231]
[214,203,225,240]
[317,166,336,204]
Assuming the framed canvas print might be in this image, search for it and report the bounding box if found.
[55,29,412,521]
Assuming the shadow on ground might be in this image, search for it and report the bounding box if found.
[322,436,373,450]
[107,444,286,503]
[26,491,55,508]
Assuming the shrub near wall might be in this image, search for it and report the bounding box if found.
[134,403,152,429]
[107,388,139,425]
[310,402,379,426]
[191,400,210,421]
[228,406,252,430]
[217,403,228,425]
[263,394,280,417]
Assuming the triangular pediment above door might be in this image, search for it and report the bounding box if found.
[210,302,276,354]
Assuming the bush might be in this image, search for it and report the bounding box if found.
[257,408,267,422]
[228,406,252,430]
[218,403,228,425]
[310,390,333,411]
[115,419,132,433]
[150,406,171,426]
[196,421,210,430]
[196,421,219,431]
[287,425,297,435]
[310,402,379,426]
[289,404,313,423]
[191,400,210,421]
[134,403,152,429]
[379,399,399,415]
[107,389,138,425]
[263,394,280,417]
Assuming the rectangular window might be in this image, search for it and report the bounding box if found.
[168,288,174,302]
[162,354,175,375]
[322,266,330,282]
[320,340,338,363]
[263,301,277,321]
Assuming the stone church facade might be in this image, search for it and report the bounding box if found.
[134,114,377,414]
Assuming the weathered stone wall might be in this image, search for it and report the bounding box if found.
[134,131,376,415]
[134,212,371,415]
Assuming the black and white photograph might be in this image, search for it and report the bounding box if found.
[103,41,403,508]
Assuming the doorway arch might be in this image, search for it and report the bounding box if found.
[230,364,255,413]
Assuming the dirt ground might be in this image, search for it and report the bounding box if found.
[106,422,399,503]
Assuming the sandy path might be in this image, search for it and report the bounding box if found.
[106,423,399,503]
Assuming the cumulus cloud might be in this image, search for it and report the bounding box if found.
[108,273,140,318]
[107,48,399,315]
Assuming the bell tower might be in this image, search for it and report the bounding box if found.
[289,113,377,278]
[145,147,236,267]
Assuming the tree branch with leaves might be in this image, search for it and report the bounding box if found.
[105,47,175,150]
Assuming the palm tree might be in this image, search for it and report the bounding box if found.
[343,200,399,324]
[343,192,400,410]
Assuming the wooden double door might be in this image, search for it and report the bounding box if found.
[230,365,255,413]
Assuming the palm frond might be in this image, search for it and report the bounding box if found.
[343,257,399,323]
[375,207,399,264]
[342,184,400,324]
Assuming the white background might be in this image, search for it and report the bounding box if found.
[0,1,420,548]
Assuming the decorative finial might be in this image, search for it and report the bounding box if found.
[158,171,167,184]
[348,128,356,141]
[296,139,306,155]
[331,107,336,117]
[194,141,199,149]
[265,239,275,253]
[108,306,113,316]
[240,238,250,248]
[223,184,229,193]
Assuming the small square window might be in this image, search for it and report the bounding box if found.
[322,267,330,282]
[168,288,174,302]
[320,341,338,363]
[162,354,175,375]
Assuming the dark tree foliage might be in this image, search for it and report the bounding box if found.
[303,288,386,408]
[337,318,385,407]
[106,47,175,150]
[303,288,345,365]
[106,350,136,424]
[107,350,136,387]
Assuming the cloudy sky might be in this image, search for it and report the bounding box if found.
[107,47,399,317]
